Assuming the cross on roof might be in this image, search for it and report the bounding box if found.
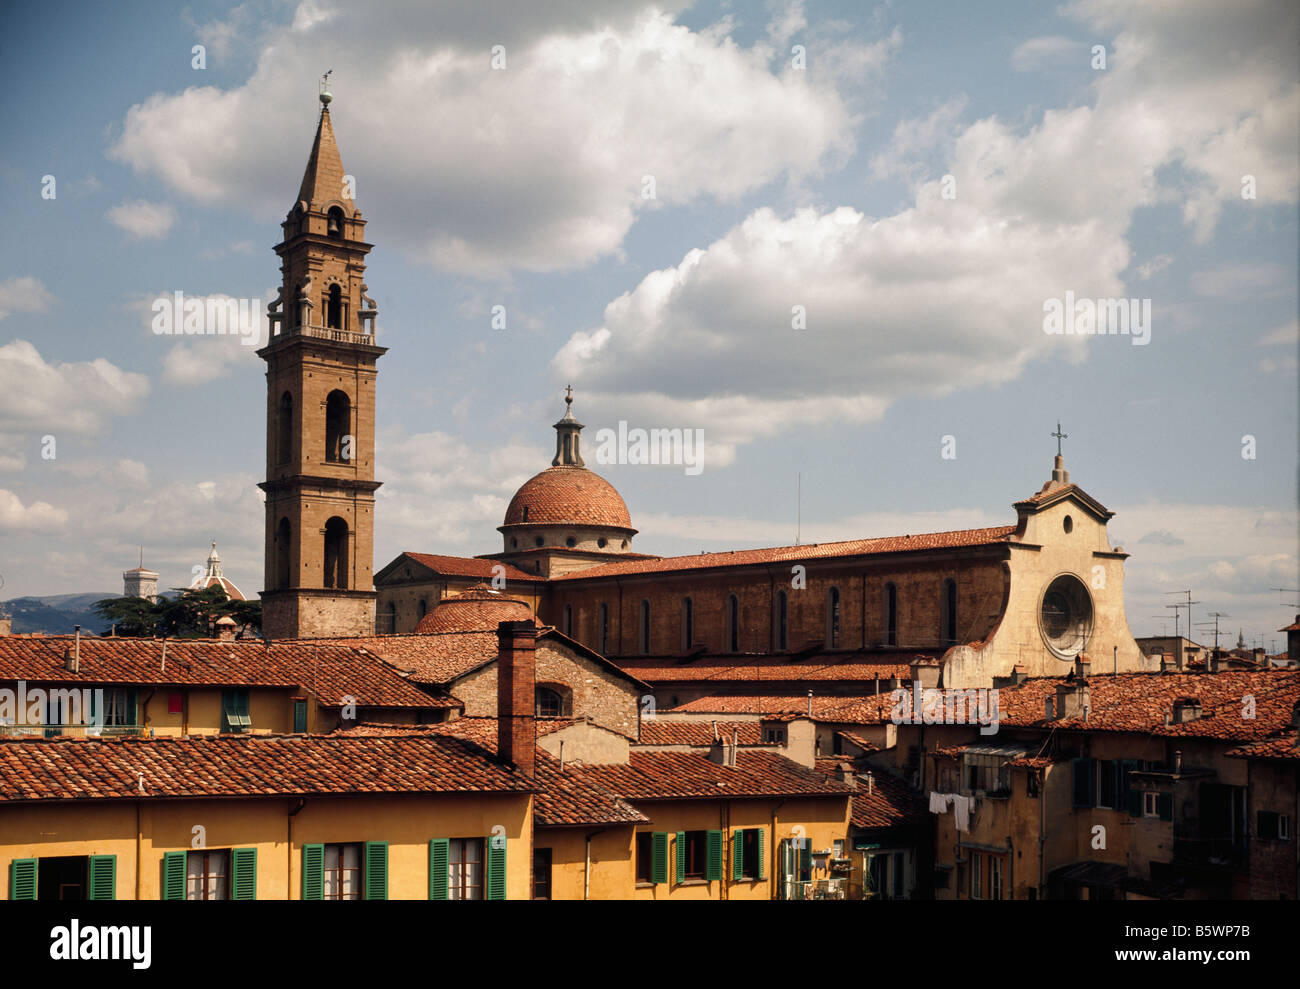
[1051,421,1068,457]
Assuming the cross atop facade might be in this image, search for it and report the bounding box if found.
[565,384,573,406]
[1051,421,1068,457]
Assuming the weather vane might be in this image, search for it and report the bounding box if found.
[319,70,333,106]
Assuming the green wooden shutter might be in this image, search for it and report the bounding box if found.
[162,851,186,900]
[1120,760,1142,817]
[87,855,116,900]
[706,830,723,882]
[428,840,449,900]
[673,831,685,883]
[9,858,37,900]
[1071,757,1094,808]
[1157,792,1173,822]
[364,841,388,900]
[486,837,507,901]
[754,828,765,880]
[651,832,669,885]
[731,832,744,881]
[301,844,324,900]
[231,848,257,900]
[293,699,308,733]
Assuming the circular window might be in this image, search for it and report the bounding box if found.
[1063,515,1073,534]
[566,536,577,548]
[597,537,607,548]
[1039,574,1093,659]
[535,536,544,547]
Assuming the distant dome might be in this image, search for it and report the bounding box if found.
[503,465,633,530]
[189,541,246,602]
[415,583,540,634]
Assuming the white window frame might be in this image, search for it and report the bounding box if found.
[1143,791,1160,818]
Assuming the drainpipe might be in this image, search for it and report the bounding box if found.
[135,800,142,900]
[1038,768,1046,898]
[584,828,606,900]
[771,798,788,900]
[289,798,307,899]
[720,801,730,901]
[1006,835,1014,900]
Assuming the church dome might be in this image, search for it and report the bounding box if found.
[188,542,246,602]
[503,465,632,530]
[414,583,540,634]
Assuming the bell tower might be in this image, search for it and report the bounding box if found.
[258,77,385,639]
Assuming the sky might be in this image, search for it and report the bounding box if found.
[0,0,1296,648]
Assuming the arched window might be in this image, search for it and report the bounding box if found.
[941,578,958,645]
[418,598,428,620]
[682,597,694,649]
[827,586,841,649]
[599,603,609,655]
[325,390,350,463]
[326,284,343,329]
[327,205,345,238]
[563,604,573,637]
[536,686,569,718]
[640,600,651,655]
[726,595,740,653]
[323,516,349,590]
[884,583,898,647]
[776,591,788,651]
[277,392,293,465]
[385,601,397,634]
[275,517,292,589]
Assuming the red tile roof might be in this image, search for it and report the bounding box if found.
[0,636,441,709]
[636,721,772,747]
[1226,730,1300,762]
[666,692,897,725]
[553,525,1016,581]
[336,718,646,826]
[574,750,853,801]
[503,465,633,529]
[0,732,536,802]
[414,584,540,634]
[835,731,880,754]
[811,763,926,830]
[614,652,920,685]
[398,553,542,582]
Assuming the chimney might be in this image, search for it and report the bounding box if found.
[1074,653,1091,679]
[910,656,942,691]
[807,690,814,717]
[1011,664,1027,686]
[866,770,873,795]
[0,617,11,636]
[1172,697,1202,724]
[496,619,537,778]
[1173,750,1182,774]
[836,761,856,790]
[731,728,740,768]
[65,626,81,673]
[1160,652,1176,673]
[215,616,237,642]
[1044,696,1054,720]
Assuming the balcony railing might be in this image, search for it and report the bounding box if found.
[782,879,847,900]
[0,723,146,738]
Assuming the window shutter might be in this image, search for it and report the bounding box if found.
[673,831,685,884]
[293,699,308,734]
[706,830,724,882]
[1071,757,1094,808]
[1120,760,1141,817]
[486,836,507,901]
[162,851,186,901]
[364,841,388,900]
[1157,792,1173,822]
[9,858,37,900]
[301,844,324,900]
[127,687,138,727]
[799,841,812,882]
[87,855,116,900]
[754,829,765,880]
[231,847,257,900]
[650,832,668,885]
[428,839,449,900]
[731,831,743,881]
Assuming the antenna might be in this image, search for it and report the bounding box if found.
[1270,588,1300,608]
[1196,612,1229,649]
[1164,589,1199,643]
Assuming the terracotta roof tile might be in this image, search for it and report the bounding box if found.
[574,750,853,801]
[810,763,926,830]
[414,584,540,634]
[1226,729,1300,762]
[0,732,535,802]
[614,652,920,684]
[636,721,773,747]
[401,553,542,582]
[504,465,633,529]
[666,692,897,725]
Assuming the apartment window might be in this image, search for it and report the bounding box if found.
[963,752,1012,796]
[220,689,250,733]
[449,838,484,900]
[682,831,708,880]
[682,597,693,649]
[535,686,564,718]
[776,591,788,650]
[989,855,1003,900]
[323,843,362,900]
[726,595,740,653]
[1097,759,1117,809]
[970,853,982,899]
[102,687,134,727]
[884,583,898,646]
[186,850,229,901]
[733,828,765,881]
[764,727,787,744]
[827,586,841,648]
[640,600,651,654]
[969,852,1004,900]
[532,848,552,900]
[635,832,654,884]
[941,578,958,645]
[292,698,308,733]
[1143,791,1161,819]
[1026,771,1040,798]
[562,604,573,637]
[869,852,905,899]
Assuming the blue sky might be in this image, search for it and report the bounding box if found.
[0,0,1296,648]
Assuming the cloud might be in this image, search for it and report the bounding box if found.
[106,5,880,276]
[1010,35,1083,72]
[0,489,68,531]
[1135,254,1173,280]
[0,277,54,321]
[1258,318,1299,347]
[1191,261,1290,299]
[105,200,178,239]
[1139,529,1184,546]
[0,340,149,436]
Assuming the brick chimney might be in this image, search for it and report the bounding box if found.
[1011,664,1028,686]
[910,656,942,691]
[1172,697,1202,723]
[496,619,537,778]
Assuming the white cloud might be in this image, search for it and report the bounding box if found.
[0,489,68,531]
[0,340,149,436]
[1258,318,1299,347]
[1010,35,1083,72]
[1135,254,1173,280]
[105,200,178,239]
[0,277,54,321]
[1192,261,1290,299]
[107,6,878,276]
